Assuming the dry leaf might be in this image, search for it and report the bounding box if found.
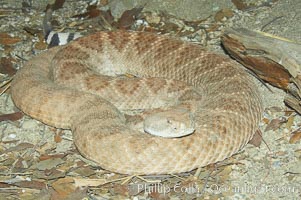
[264,117,287,132]
[4,142,34,153]
[231,0,248,10]
[0,33,22,45]
[39,153,66,161]
[206,23,220,33]
[117,6,144,29]
[113,184,129,196]
[50,188,88,200]
[286,114,295,129]
[149,191,168,200]
[0,182,10,188]
[34,34,48,50]
[214,8,234,22]
[84,5,101,18]
[53,0,65,10]
[268,106,283,112]
[248,129,263,147]
[0,112,23,122]
[52,129,64,143]
[54,132,62,143]
[183,18,207,29]
[289,131,301,144]
[72,166,96,177]
[0,57,17,76]
[262,117,270,124]
[23,26,41,36]
[34,168,66,180]
[13,180,46,190]
[99,10,115,25]
[51,177,77,199]
[14,157,29,170]
[46,0,66,11]
[36,158,64,170]
[73,5,101,19]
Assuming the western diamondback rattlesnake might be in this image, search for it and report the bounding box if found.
[11,31,263,174]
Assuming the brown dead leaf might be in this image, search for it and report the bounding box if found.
[275,151,287,156]
[34,168,66,180]
[99,10,115,25]
[24,189,51,200]
[54,129,63,143]
[73,5,101,19]
[4,142,34,153]
[36,158,64,170]
[284,109,295,116]
[84,5,101,18]
[286,114,295,129]
[183,18,207,29]
[231,0,248,10]
[248,129,262,147]
[0,182,10,188]
[0,111,23,122]
[39,153,66,161]
[289,131,301,144]
[160,21,180,33]
[264,117,287,132]
[72,166,96,177]
[23,26,42,37]
[149,191,168,200]
[268,106,283,113]
[0,33,22,45]
[34,32,48,50]
[75,9,115,29]
[1,154,16,166]
[206,23,220,33]
[214,8,234,22]
[52,0,65,10]
[34,41,48,50]
[46,0,66,11]
[262,117,270,124]
[117,6,144,29]
[113,184,129,196]
[127,183,145,196]
[51,177,76,198]
[14,157,30,170]
[13,180,46,190]
[75,160,86,167]
[0,57,17,76]
[0,164,8,172]
[51,187,88,200]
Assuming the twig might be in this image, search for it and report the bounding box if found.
[261,16,284,31]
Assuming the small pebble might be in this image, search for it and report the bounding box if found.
[8,133,17,139]
[22,120,37,129]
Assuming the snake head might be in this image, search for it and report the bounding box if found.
[143,109,195,138]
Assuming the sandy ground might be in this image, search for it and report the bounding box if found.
[0,0,300,199]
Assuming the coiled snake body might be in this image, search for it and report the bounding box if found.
[11,31,263,174]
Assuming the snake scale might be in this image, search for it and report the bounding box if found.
[11,31,263,174]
